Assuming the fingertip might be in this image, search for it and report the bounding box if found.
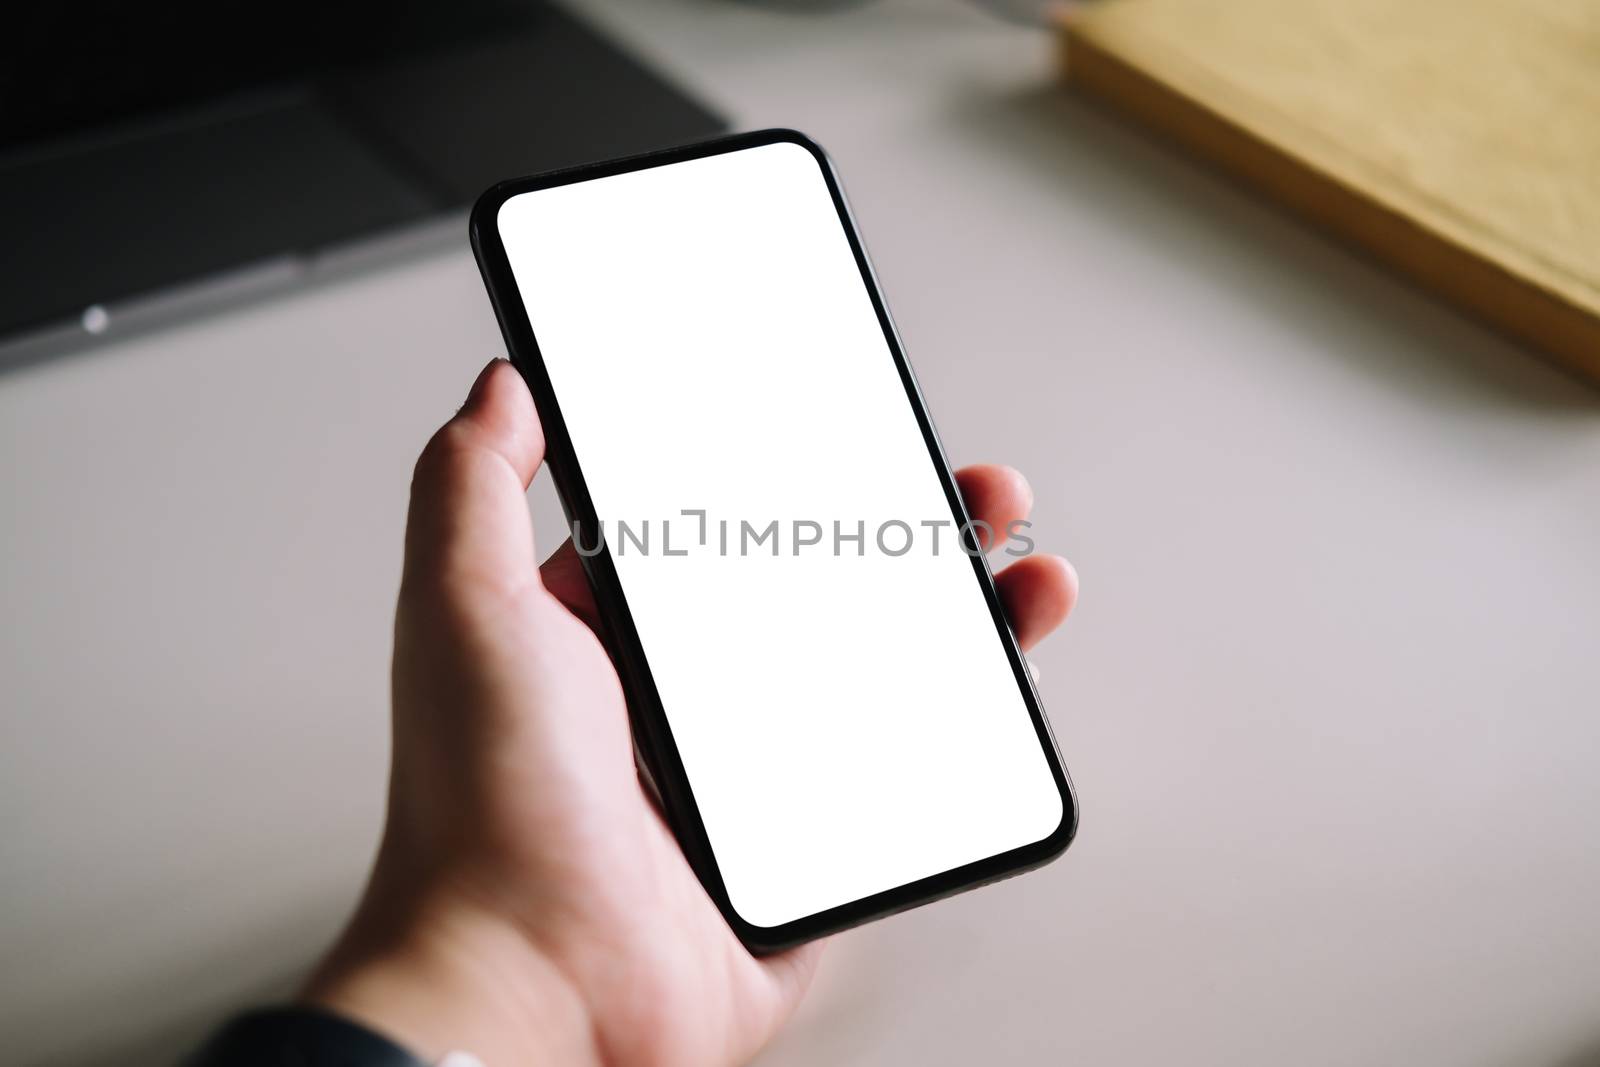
[453,359,544,488]
[460,356,502,412]
[955,464,1035,550]
[400,361,547,600]
[996,552,1079,650]
[998,464,1035,515]
[1041,552,1079,610]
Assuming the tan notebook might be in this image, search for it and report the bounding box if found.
[1060,0,1600,382]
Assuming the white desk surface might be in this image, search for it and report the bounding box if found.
[3,3,1598,1064]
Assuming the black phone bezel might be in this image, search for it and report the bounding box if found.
[468,128,1078,954]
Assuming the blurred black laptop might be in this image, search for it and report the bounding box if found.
[0,0,723,368]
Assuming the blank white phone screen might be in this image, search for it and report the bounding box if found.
[496,140,1063,929]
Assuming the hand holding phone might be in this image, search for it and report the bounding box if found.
[306,131,1080,1067]
[305,360,1077,1066]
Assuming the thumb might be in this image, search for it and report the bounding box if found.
[401,360,546,602]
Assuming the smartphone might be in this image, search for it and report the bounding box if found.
[470,129,1076,952]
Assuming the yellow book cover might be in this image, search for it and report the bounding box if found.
[1061,0,1600,381]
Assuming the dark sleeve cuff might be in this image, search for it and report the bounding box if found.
[183,1006,429,1067]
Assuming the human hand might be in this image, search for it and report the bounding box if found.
[304,360,1079,1067]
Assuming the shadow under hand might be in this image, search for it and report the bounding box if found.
[15,914,319,1067]
[1550,1037,1600,1067]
